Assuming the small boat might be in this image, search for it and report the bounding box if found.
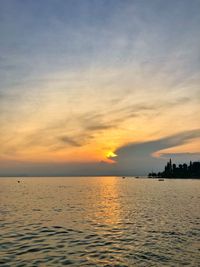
[158,178,164,181]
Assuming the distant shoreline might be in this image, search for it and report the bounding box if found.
[0,176,199,179]
[149,159,200,179]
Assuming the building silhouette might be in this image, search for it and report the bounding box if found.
[148,159,200,178]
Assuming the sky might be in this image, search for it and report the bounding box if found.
[0,0,200,176]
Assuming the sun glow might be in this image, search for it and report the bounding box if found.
[106,151,118,159]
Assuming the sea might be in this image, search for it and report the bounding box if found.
[0,177,199,266]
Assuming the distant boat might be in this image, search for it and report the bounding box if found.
[158,178,164,181]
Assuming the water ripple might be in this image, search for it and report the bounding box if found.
[0,177,200,266]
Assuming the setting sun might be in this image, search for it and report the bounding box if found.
[106,151,118,159]
[0,1,200,266]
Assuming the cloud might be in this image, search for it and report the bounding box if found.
[0,0,199,173]
[115,129,200,158]
[0,159,114,177]
[1,129,199,177]
[0,94,195,158]
[85,124,115,131]
[113,129,200,175]
[59,136,81,147]
[160,152,200,163]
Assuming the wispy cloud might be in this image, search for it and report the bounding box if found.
[115,129,200,158]
[0,0,199,174]
[59,136,82,147]
[113,129,200,175]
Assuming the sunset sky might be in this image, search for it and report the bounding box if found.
[0,0,200,176]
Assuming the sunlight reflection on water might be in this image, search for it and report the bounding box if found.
[0,177,200,266]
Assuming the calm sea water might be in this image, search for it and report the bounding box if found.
[0,177,199,267]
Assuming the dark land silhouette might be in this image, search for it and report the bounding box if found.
[148,159,200,178]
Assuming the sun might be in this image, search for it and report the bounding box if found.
[106,151,118,159]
